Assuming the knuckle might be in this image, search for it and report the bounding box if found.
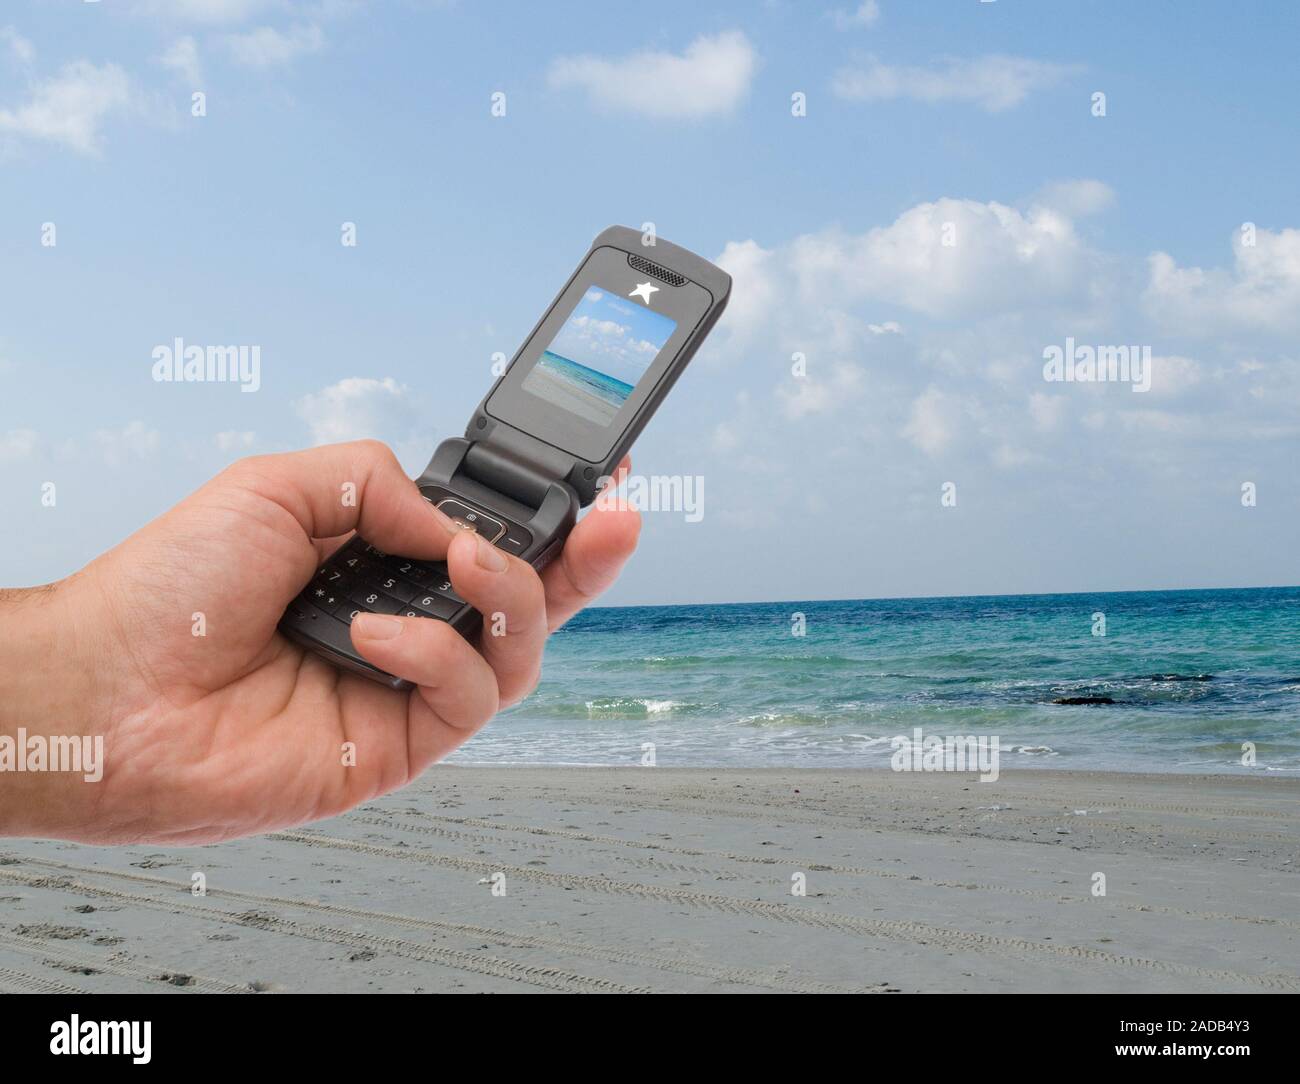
[222,454,274,491]
[355,438,396,465]
[501,666,541,709]
[518,567,547,611]
[482,566,546,631]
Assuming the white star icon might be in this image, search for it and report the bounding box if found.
[629,281,659,305]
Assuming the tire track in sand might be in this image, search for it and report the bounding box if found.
[0,860,860,994]
[267,830,1300,991]
[0,964,89,994]
[0,867,647,994]
[365,810,1300,933]
[0,928,247,993]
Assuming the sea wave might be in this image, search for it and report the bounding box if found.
[582,697,693,718]
[736,711,834,727]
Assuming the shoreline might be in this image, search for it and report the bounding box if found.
[447,759,1300,776]
[1,766,1296,993]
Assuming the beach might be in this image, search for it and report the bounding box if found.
[1,766,1296,993]
[521,351,627,426]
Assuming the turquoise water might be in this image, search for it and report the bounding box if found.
[453,587,1300,773]
[531,350,635,407]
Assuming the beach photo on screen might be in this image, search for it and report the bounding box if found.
[522,285,677,426]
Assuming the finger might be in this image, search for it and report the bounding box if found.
[541,462,641,631]
[226,439,458,563]
[444,530,549,708]
[349,612,500,767]
[312,531,354,565]
[604,456,632,492]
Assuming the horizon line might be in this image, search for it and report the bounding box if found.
[586,582,1300,612]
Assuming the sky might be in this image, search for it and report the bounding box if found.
[547,287,676,387]
[1,0,1297,606]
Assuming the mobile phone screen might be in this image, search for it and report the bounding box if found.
[484,243,716,464]
[520,284,678,427]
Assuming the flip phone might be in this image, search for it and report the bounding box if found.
[278,226,731,689]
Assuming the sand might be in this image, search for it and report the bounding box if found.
[0,767,1296,993]
[521,362,620,426]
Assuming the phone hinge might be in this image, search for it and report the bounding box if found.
[461,442,558,508]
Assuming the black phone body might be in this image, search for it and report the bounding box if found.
[279,226,731,689]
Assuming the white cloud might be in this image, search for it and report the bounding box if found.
[215,429,256,450]
[225,23,325,67]
[159,36,203,85]
[294,377,417,446]
[1145,227,1300,335]
[1,26,34,64]
[833,2,881,30]
[711,420,740,452]
[548,31,757,118]
[720,197,1099,325]
[706,190,1300,501]
[569,315,626,339]
[1028,391,1065,433]
[833,54,1079,111]
[712,239,782,346]
[0,429,38,463]
[0,61,135,155]
[1032,178,1115,218]
[1147,354,1203,396]
[778,362,864,420]
[91,421,161,466]
[903,386,959,455]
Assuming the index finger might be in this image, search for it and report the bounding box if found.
[220,439,458,578]
[540,457,641,631]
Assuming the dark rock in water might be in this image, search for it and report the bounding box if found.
[1053,696,1116,705]
[1145,673,1213,682]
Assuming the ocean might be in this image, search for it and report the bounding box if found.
[531,350,635,407]
[452,586,1300,774]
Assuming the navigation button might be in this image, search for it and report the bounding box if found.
[435,499,505,543]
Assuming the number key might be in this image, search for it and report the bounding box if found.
[374,574,418,603]
[412,592,459,619]
[387,557,430,585]
[430,574,463,604]
[316,565,352,588]
[305,585,345,615]
[347,587,402,615]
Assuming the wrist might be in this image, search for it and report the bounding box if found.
[0,576,110,839]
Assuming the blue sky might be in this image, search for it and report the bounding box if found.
[1,0,1297,604]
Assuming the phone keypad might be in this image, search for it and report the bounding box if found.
[304,585,347,615]
[289,493,532,637]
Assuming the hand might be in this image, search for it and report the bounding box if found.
[0,441,639,845]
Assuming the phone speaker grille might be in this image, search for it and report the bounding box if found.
[628,253,686,287]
